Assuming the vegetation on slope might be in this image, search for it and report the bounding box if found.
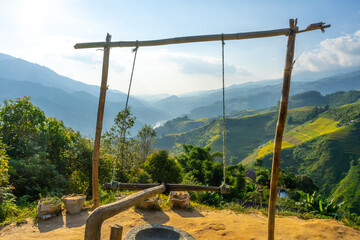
[155,111,278,164]
[155,91,360,215]
[1,96,360,229]
[332,158,360,214]
[155,115,210,137]
[256,102,360,213]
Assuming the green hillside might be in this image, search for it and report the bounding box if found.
[155,111,278,163]
[155,115,210,137]
[251,117,342,162]
[255,103,360,213]
[156,92,360,165]
[332,158,360,214]
[287,90,360,109]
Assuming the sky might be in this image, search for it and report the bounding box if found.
[0,0,360,95]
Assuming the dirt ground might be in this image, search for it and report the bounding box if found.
[1,208,359,240]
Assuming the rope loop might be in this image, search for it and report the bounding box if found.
[220,181,228,194]
[111,181,121,189]
[132,40,139,53]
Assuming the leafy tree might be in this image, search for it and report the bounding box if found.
[67,131,93,195]
[44,117,72,176]
[256,168,270,188]
[225,164,246,201]
[176,144,222,185]
[296,174,318,194]
[0,138,9,188]
[137,124,157,163]
[0,97,46,158]
[280,171,297,190]
[128,166,152,183]
[8,153,67,200]
[103,107,136,170]
[144,150,182,183]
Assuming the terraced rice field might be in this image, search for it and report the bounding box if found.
[286,118,341,142]
[254,118,342,160]
[256,140,294,159]
[328,125,360,154]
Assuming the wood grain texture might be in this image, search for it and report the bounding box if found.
[85,184,166,240]
[92,33,111,209]
[267,19,297,240]
[74,23,329,49]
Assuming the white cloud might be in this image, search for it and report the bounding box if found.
[295,30,360,72]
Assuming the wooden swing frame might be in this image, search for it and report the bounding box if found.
[74,19,330,240]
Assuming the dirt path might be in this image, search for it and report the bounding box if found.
[1,208,359,240]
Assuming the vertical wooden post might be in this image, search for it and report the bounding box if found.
[267,19,297,240]
[110,224,123,240]
[92,33,112,209]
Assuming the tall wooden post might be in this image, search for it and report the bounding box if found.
[267,19,297,240]
[92,33,112,209]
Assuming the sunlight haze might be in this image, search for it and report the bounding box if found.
[0,0,359,95]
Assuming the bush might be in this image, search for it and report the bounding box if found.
[129,167,153,183]
[9,155,67,201]
[299,192,344,217]
[198,191,224,207]
[296,174,318,194]
[0,188,19,222]
[68,170,90,195]
[144,150,182,183]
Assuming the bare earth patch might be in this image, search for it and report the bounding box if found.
[1,208,359,240]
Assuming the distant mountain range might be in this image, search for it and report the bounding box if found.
[0,53,171,136]
[151,70,360,119]
[1,52,360,136]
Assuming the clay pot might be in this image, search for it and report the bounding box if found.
[61,194,86,214]
[37,199,61,218]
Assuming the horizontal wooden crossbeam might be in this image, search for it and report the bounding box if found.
[74,22,330,49]
[104,182,230,193]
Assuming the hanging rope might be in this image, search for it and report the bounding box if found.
[111,41,139,183]
[125,41,139,109]
[220,34,228,194]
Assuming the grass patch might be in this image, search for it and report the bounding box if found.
[0,203,37,227]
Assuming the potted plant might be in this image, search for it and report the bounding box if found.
[37,196,62,219]
[61,194,86,214]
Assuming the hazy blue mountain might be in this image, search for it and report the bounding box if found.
[185,70,360,118]
[1,52,359,136]
[0,53,171,136]
[0,53,155,107]
[135,93,171,103]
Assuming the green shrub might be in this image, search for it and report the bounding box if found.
[144,150,182,183]
[198,191,224,207]
[0,188,19,222]
[9,155,67,201]
[299,192,344,217]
